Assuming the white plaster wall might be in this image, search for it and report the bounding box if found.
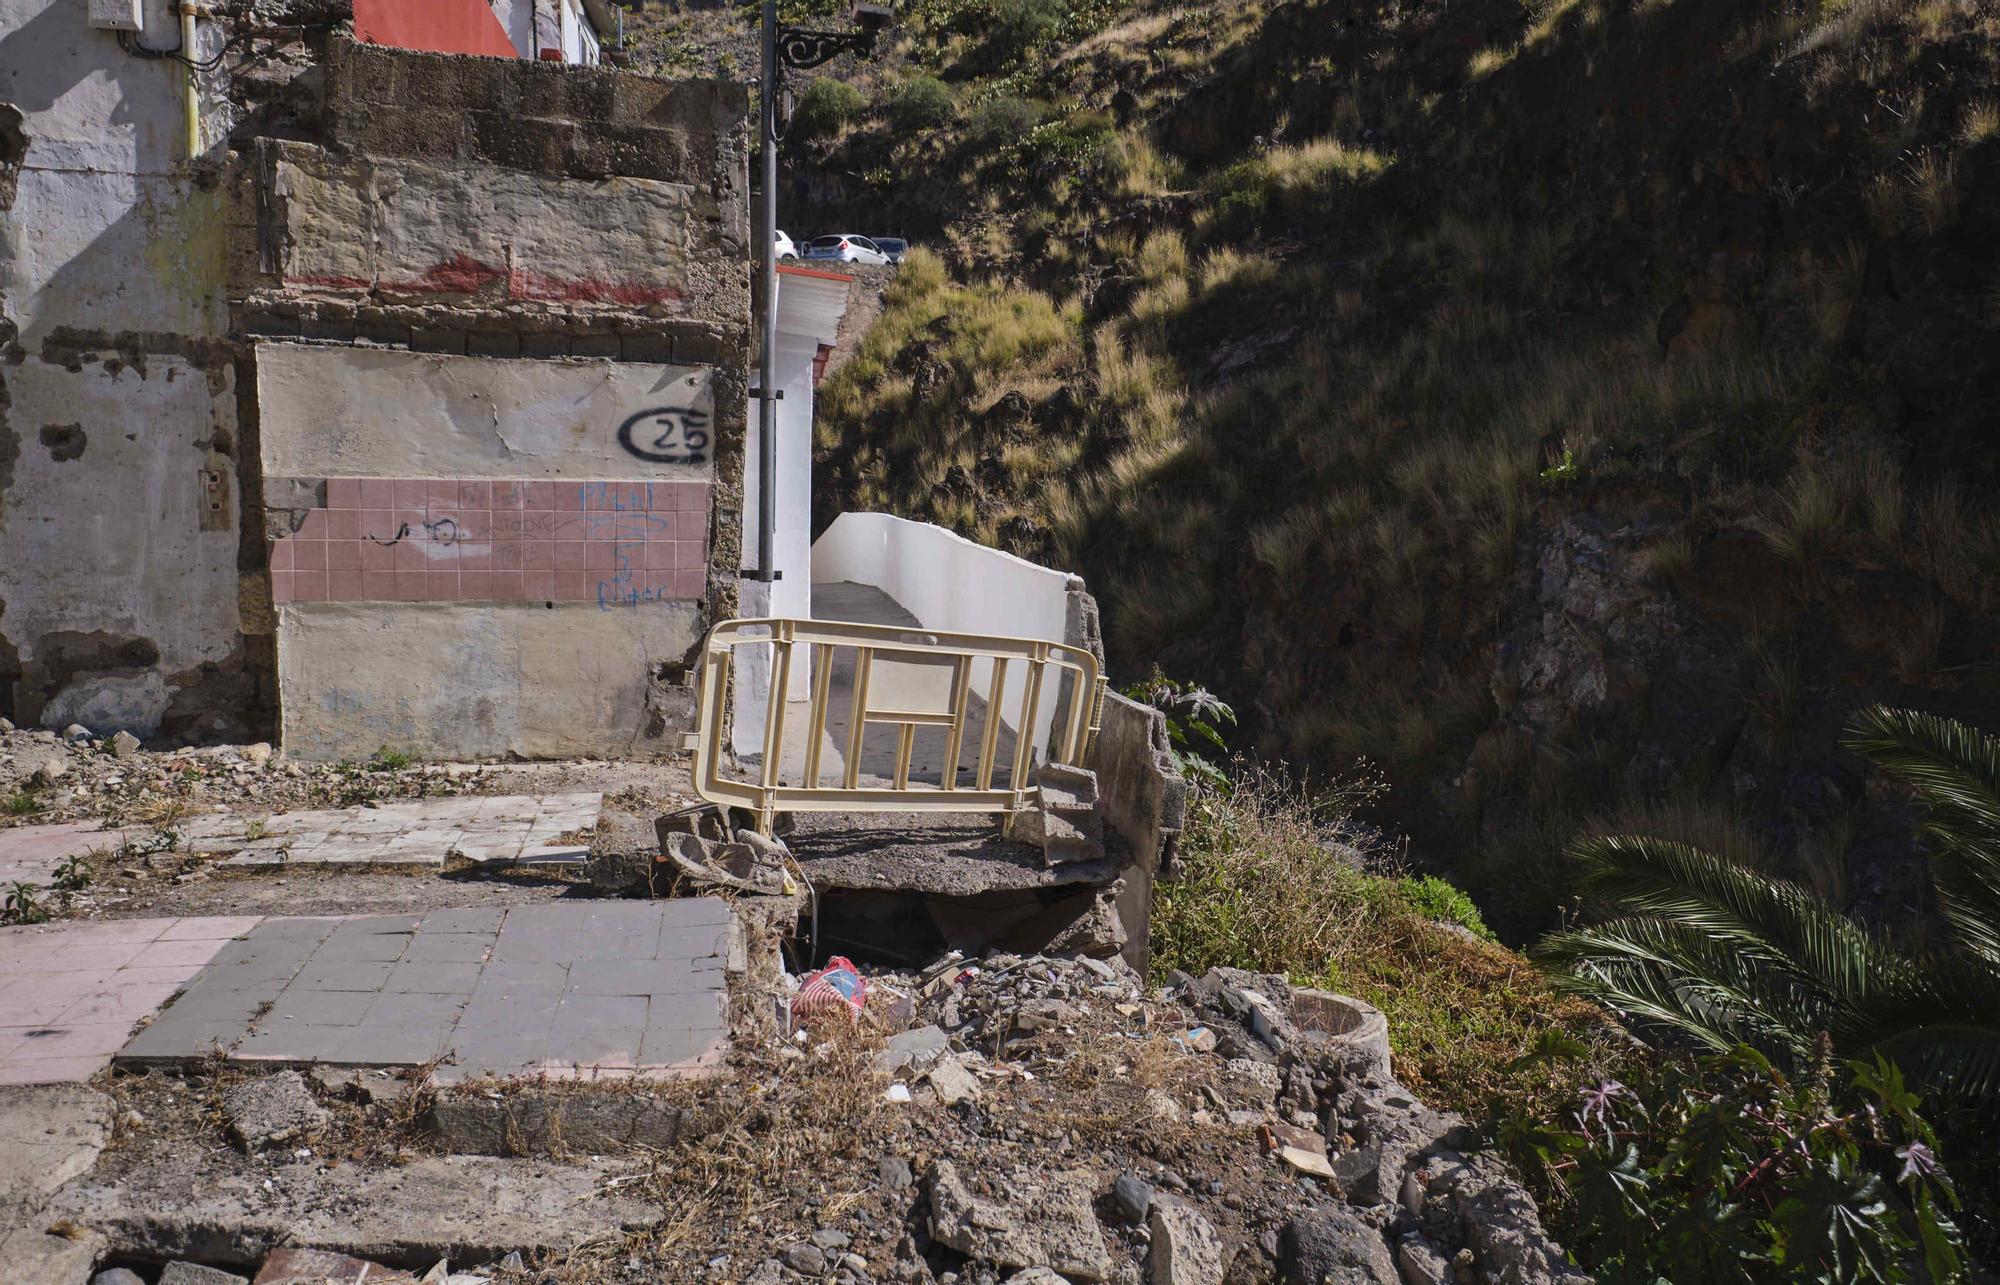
[278,601,701,759]
[731,333,817,755]
[0,0,242,736]
[811,513,1075,757]
[256,344,716,481]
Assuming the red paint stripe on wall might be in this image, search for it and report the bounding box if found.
[353,0,519,59]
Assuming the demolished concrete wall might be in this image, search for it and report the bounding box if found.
[2,1,750,754]
[0,0,256,740]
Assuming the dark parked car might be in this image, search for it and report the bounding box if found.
[873,237,909,264]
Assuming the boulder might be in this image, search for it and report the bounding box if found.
[1112,1172,1154,1224]
[1146,1198,1224,1285]
[1277,1207,1398,1285]
[928,1159,1113,1282]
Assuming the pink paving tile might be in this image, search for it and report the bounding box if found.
[326,477,362,508]
[360,478,397,509]
[129,938,233,969]
[1,991,91,1025]
[0,1056,110,1086]
[159,916,263,941]
[325,540,363,571]
[25,917,170,944]
[268,539,293,571]
[459,571,493,600]
[459,480,492,510]
[328,569,364,600]
[394,479,429,508]
[294,571,329,603]
[9,1024,132,1058]
[325,508,360,540]
[57,987,184,1027]
[362,569,399,600]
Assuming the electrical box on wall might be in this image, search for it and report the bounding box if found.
[88,0,146,31]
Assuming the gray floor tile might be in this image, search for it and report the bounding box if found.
[382,960,482,994]
[364,993,468,1030]
[399,933,492,964]
[311,933,412,962]
[470,961,570,996]
[291,960,396,992]
[418,907,508,934]
[266,990,376,1025]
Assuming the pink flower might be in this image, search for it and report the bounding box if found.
[1896,1141,1938,1183]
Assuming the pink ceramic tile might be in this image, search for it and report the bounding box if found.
[456,545,493,572]
[360,540,396,572]
[395,571,430,602]
[459,571,492,600]
[325,508,360,540]
[522,570,555,600]
[446,510,486,541]
[426,481,459,509]
[394,479,429,508]
[297,509,328,539]
[489,572,523,599]
[610,482,646,510]
[459,480,492,510]
[360,478,397,509]
[291,539,326,571]
[360,508,399,541]
[675,540,706,569]
[328,569,364,600]
[494,543,524,572]
[547,512,584,541]
[644,540,676,570]
[557,482,591,512]
[523,481,554,510]
[269,540,293,572]
[520,541,553,571]
[271,571,295,603]
[325,540,362,571]
[674,481,710,511]
[425,570,459,599]
[362,569,400,600]
[585,542,619,571]
[494,482,528,510]
[397,507,427,536]
[645,511,680,542]
[294,571,328,603]
[326,478,362,508]
[128,938,225,969]
[552,541,586,570]
[553,571,590,601]
[674,569,706,599]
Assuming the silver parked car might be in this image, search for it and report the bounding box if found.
[804,234,892,266]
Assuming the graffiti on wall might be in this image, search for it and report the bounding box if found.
[268,477,711,607]
[616,406,712,465]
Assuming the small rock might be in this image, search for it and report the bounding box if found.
[91,1271,146,1285]
[1278,1208,1398,1285]
[1147,1199,1224,1285]
[0,715,14,731]
[499,1252,525,1272]
[877,1024,949,1073]
[61,724,92,744]
[784,1243,827,1275]
[878,1155,914,1192]
[1113,1172,1154,1223]
[222,1069,328,1152]
[812,1229,852,1251]
[29,756,68,786]
[1006,1272,1071,1285]
[745,1260,784,1285]
[110,730,142,758]
[1396,1237,1451,1285]
[925,1055,982,1105]
[837,1253,867,1274]
[244,742,274,766]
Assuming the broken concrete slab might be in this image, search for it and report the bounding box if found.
[583,806,661,897]
[118,902,733,1084]
[0,821,141,888]
[0,1083,114,1224]
[0,1224,104,1285]
[785,813,1111,896]
[927,1159,1112,1282]
[176,794,604,871]
[426,1088,702,1156]
[159,1262,252,1285]
[50,1153,663,1269]
[1147,1198,1225,1285]
[252,1248,418,1283]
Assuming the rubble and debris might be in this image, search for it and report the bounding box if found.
[928,1159,1116,1282]
[222,1071,329,1153]
[794,956,869,1023]
[1147,1197,1226,1285]
[158,1262,251,1285]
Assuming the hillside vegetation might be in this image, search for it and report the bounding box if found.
[744,0,2000,941]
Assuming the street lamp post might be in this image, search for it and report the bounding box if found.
[748,2,891,588]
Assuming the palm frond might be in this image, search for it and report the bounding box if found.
[1837,953,2000,1098]
[1539,917,1828,1062]
[1844,705,2000,969]
[1567,835,1910,1003]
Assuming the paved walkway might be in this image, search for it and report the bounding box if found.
[0,821,139,889]
[176,793,604,870]
[119,901,732,1084]
[0,917,255,1085]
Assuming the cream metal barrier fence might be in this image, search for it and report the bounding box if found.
[685,617,1105,834]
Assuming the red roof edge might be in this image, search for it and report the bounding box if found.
[778,264,857,284]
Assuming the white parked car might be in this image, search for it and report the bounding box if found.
[805,234,892,266]
[774,230,799,263]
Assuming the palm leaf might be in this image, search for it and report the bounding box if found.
[1844,705,2000,969]
[1566,835,1909,1004]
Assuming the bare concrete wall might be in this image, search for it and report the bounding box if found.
[254,344,716,482]
[1089,690,1187,972]
[0,0,252,738]
[277,601,702,760]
